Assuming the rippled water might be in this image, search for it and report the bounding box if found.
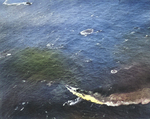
[0,0,150,118]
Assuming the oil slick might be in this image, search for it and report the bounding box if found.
[65,85,150,106]
[3,0,32,6]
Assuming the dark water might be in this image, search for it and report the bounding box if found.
[1,0,150,118]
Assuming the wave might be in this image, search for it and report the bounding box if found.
[3,0,32,6]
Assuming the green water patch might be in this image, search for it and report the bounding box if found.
[2,48,76,82]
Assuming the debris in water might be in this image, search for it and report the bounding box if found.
[41,80,46,83]
[45,111,48,113]
[124,39,128,42]
[14,106,18,110]
[96,30,103,33]
[63,97,82,106]
[111,69,118,74]
[20,107,24,111]
[96,43,100,45]
[145,35,149,38]
[6,53,11,56]
[46,43,54,47]
[22,102,26,105]
[13,85,17,88]
[22,80,26,83]
[85,59,92,63]
[46,81,53,86]
[130,31,135,34]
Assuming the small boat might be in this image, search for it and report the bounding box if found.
[80,29,94,36]
[3,0,32,5]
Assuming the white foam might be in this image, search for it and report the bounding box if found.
[104,98,150,106]
[63,97,82,106]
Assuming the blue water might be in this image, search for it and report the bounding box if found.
[1,0,150,118]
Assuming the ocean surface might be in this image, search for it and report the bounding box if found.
[0,0,150,119]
